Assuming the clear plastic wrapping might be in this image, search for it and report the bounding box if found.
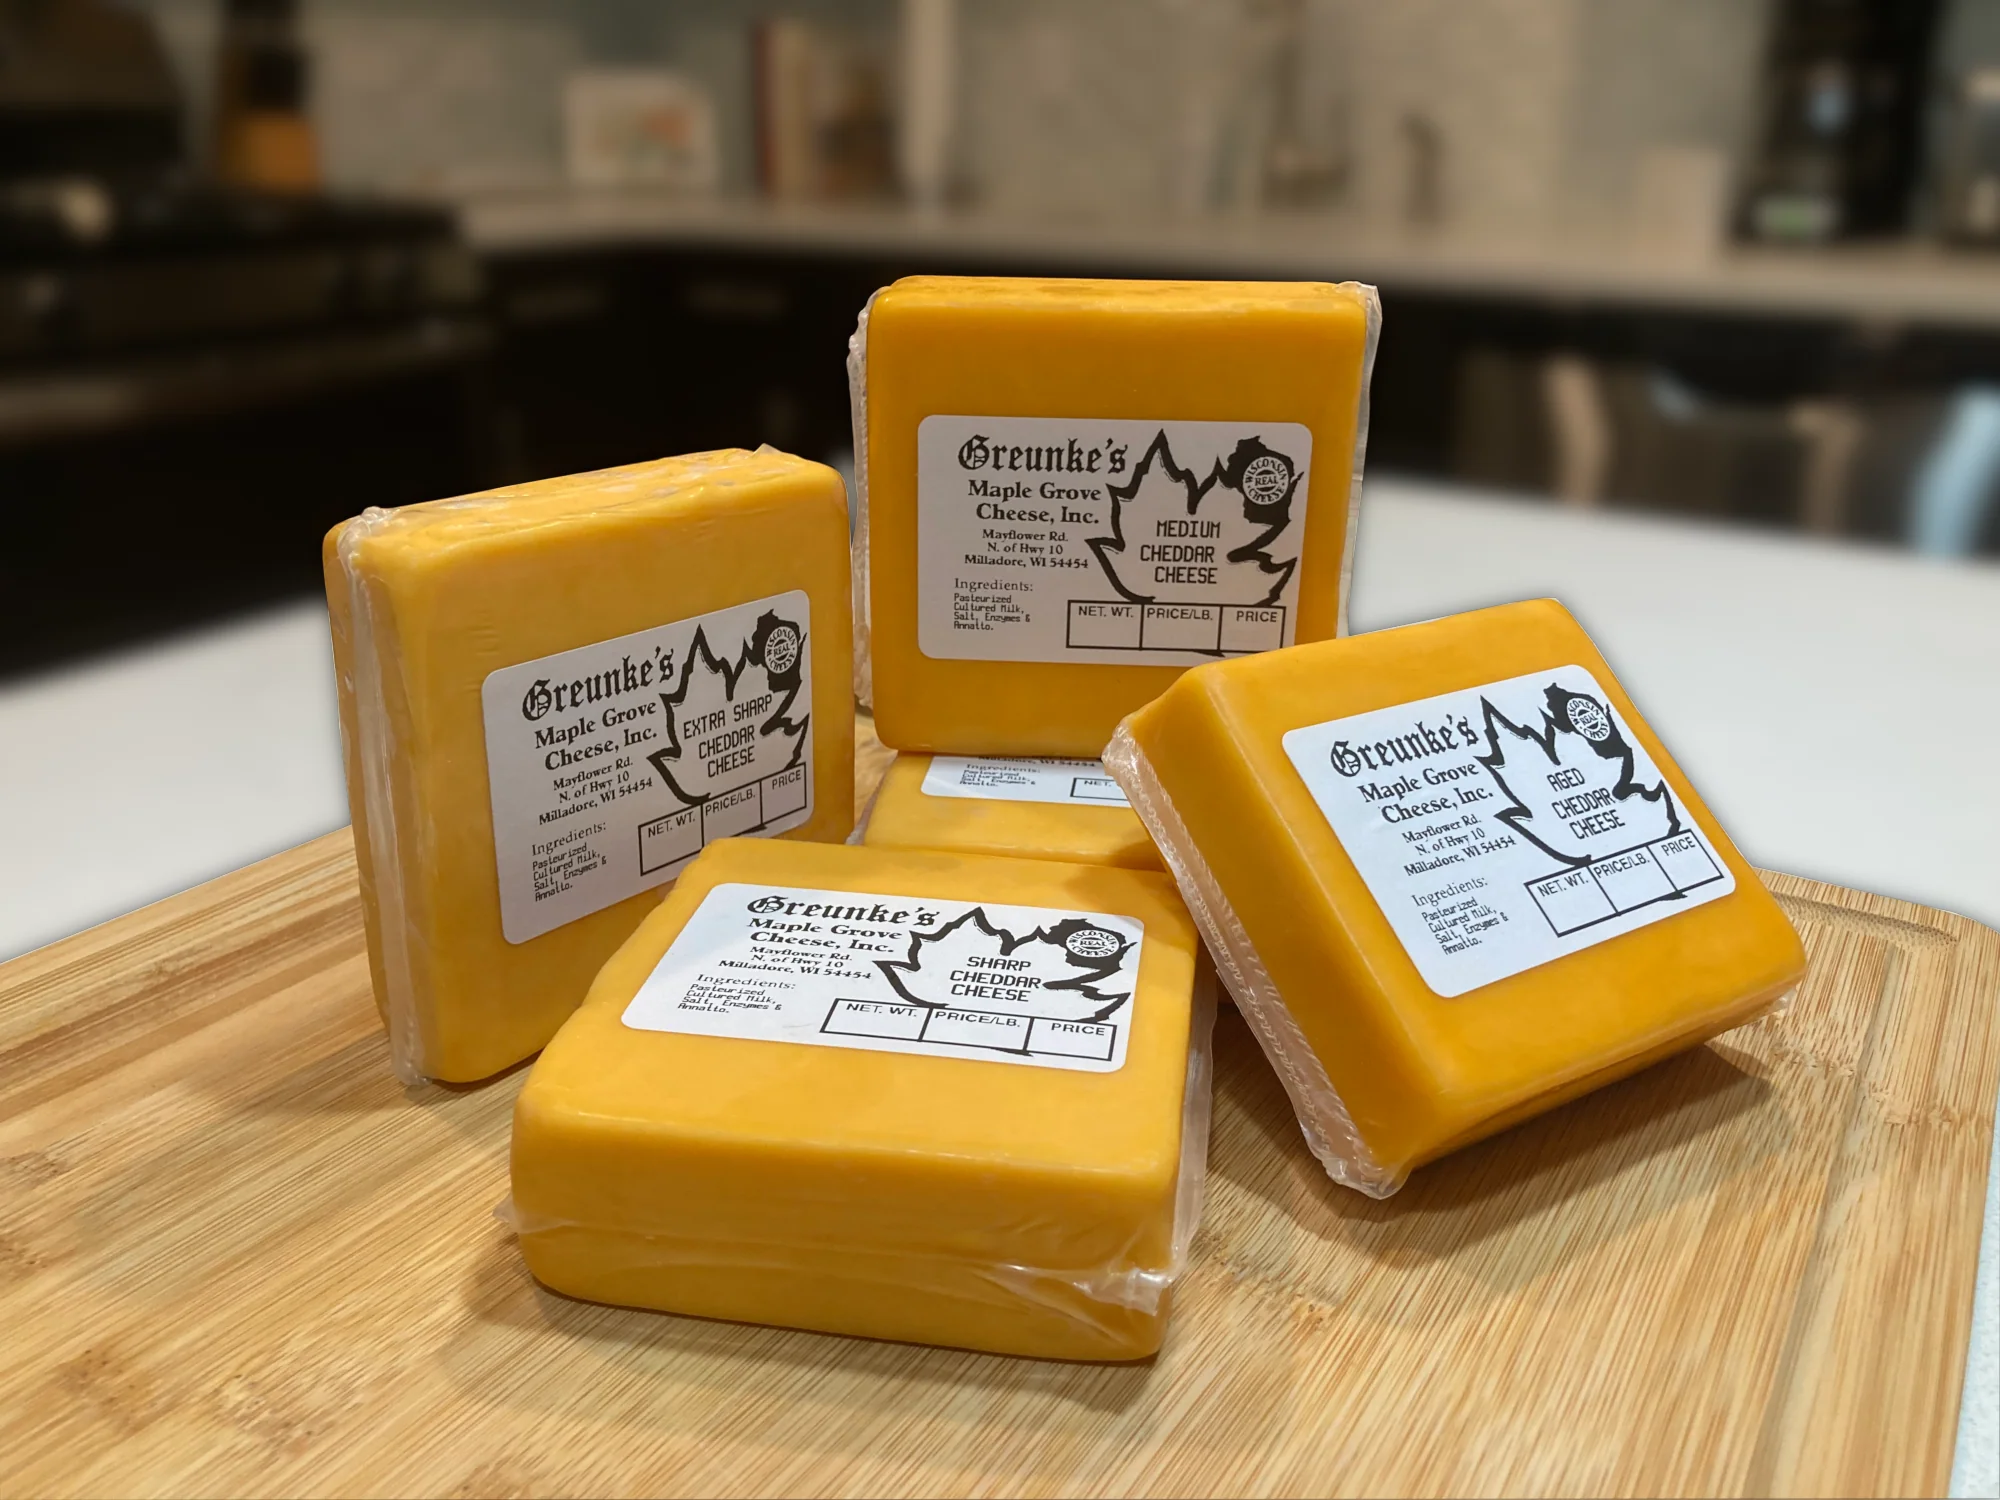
[844,290,881,711]
[336,505,441,1086]
[503,967,1217,1359]
[1104,727,1401,1197]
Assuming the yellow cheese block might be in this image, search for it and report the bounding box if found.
[853,275,1378,756]
[862,752,1162,870]
[324,449,855,1084]
[1106,598,1805,1196]
[510,836,1208,1360]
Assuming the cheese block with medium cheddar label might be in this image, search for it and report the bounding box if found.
[850,275,1379,756]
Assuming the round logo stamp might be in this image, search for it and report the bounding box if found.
[1565,695,1612,743]
[1241,453,1292,506]
[763,623,801,677]
[1064,925,1124,961]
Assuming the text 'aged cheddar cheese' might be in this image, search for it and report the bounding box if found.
[325,449,855,1085]
[851,275,1379,756]
[509,837,1213,1360]
[862,753,1162,870]
[1105,599,1805,1198]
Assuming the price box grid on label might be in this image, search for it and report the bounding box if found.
[1526,831,1724,937]
[637,763,809,876]
[1066,600,1288,655]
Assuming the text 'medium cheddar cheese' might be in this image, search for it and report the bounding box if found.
[325,449,855,1084]
[1107,598,1805,1196]
[509,837,1211,1360]
[850,275,1379,757]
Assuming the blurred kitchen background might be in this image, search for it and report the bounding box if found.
[10,0,2000,678]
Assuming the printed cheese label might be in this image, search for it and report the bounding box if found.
[482,592,814,944]
[917,415,1312,666]
[921,755,1131,808]
[622,882,1142,1073]
[1281,665,1735,998]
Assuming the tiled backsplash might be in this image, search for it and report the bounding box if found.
[125,0,1911,235]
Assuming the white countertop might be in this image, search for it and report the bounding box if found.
[2,477,1995,1492]
[458,188,2000,331]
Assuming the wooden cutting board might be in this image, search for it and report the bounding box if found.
[2,730,1996,1498]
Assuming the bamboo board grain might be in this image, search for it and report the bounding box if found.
[1,727,1996,1499]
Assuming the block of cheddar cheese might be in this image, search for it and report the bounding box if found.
[850,275,1379,756]
[325,449,855,1084]
[1105,598,1805,1197]
[509,836,1211,1360]
[861,752,1162,870]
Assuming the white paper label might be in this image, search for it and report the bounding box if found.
[920,755,1131,808]
[1281,665,1735,998]
[482,592,814,944]
[622,882,1143,1073]
[917,415,1311,666]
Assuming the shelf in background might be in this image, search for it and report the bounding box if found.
[456,188,2000,331]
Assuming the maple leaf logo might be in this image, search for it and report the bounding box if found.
[876,908,1135,1023]
[646,610,809,806]
[1086,431,1301,606]
[1477,684,1680,867]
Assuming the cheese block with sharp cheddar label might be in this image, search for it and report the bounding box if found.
[508,836,1212,1360]
[325,448,855,1084]
[849,275,1380,756]
[1106,598,1805,1197]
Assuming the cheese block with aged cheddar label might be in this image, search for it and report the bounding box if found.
[509,836,1212,1360]
[325,449,855,1084]
[1106,598,1805,1197]
[849,275,1379,755]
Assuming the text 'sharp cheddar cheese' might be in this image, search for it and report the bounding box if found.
[509,837,1213,1360]
[850,276,1380,756]
[1106,599,1805,1196]
[325,449,855,1084]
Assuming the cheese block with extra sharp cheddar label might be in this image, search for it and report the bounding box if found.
[324,448,855,1085]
